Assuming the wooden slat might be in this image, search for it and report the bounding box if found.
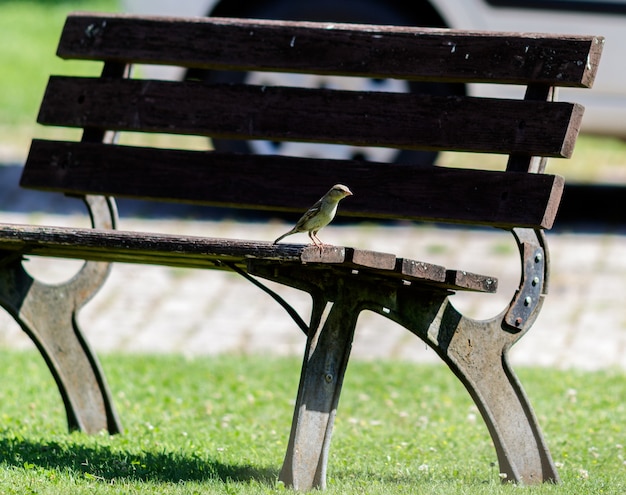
[38,76,584,157]
[0,223,496,293]
[0,223,343,267]
[446,270,498,293]
[22,140,565,229]
[59,13,604,87]
[346,249,396,271]
[397,259,446,283]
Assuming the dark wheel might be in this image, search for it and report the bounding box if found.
[192,0,463,166]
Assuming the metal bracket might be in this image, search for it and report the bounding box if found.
[504,231,546,332]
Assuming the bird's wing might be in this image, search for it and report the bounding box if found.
[294,199,323,229]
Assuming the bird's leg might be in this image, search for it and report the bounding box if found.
[309,231,325,253]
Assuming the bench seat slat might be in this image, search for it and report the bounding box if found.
[23,140,564,230]
[59,13,603,88]
[38,76,583,157]
[0,223,496,293]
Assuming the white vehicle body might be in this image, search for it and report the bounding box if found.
[123,0,624,138]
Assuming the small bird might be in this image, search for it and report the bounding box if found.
[273,184,353,248]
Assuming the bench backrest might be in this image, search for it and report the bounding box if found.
[22,13,604,230]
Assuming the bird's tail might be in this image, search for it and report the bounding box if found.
[273,229,295,244]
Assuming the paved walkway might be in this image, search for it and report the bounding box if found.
[0,164,625,370]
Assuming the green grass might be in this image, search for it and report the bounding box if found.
[0,0,120,126]
[438,134,626,184]
[0,349,623,494]
[0,0,120,156]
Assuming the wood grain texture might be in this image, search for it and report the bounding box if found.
[446,270,498,293]
[23,140,564,229]
[0,223,496,292]
[37,76,583,157]
[58,13,604,87]
[397,258,446,282]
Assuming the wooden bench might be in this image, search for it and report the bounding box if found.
[0,13,603,490]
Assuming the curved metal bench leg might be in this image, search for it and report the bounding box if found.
[255,226,558,489]
[449,324,558,484]
[386,227,559,484]
[0,196,122,434]
[393,296,559,483]
[0,260,122,434]
[277,285,558,489]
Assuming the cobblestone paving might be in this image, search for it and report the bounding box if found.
[0,199,624,371]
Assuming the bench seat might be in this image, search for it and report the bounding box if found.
[0,223,497,293]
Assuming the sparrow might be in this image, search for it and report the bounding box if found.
[273,184,353,248]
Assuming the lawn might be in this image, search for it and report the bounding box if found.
[0,0,120,158]
[0,0,120,126]
[0,349,623,494]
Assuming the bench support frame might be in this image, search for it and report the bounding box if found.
[0,198,559,485]
[0,13,603,489]
[0,196,122,434]
[251,227,558,490]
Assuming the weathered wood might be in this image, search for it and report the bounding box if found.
[38,76,583,157]
[59,13,603,87]
[345,248,396,271]
[446,270,498,293]
[0,223,497,293]
[0,224,330,266]
[23,140,565,229]
[397,258,446,282]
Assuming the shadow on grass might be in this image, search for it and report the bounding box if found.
[0,436,278,484]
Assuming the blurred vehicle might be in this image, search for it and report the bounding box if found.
[123,0,624,165]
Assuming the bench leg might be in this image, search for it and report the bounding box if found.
[251,261,557,488]
[279,293,360,490]
[0,195,122,434]
[391,293,559,484]
[0,256,122,434]
[279,293,558,489]
[452,334,557,484]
